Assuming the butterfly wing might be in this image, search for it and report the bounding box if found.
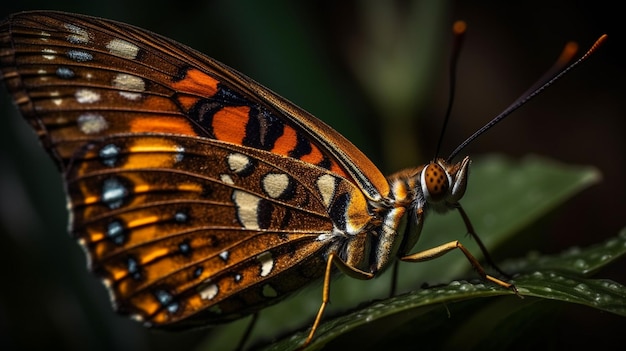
[0,11,389,327]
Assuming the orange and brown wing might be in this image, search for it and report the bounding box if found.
[0,11,385,326]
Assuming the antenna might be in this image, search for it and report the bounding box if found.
[446,34,607,163]
[434,21,467,160]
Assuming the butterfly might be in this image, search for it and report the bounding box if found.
[0,10,604,349]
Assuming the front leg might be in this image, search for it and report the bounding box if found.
[400,241,518,293]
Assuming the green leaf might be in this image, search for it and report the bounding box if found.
[265,231,626,351]
[503,227,626,277]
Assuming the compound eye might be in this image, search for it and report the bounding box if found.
[421,163,449,202]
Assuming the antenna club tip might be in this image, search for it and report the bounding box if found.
[453,21,467,35]
[581,34,608,59]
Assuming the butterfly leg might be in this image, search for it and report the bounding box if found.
[234,313,258,351]
[456,205,511,278]
[400,241,519,294]
[301,252,374,349]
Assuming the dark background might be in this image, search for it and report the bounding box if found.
[0,1,624,350]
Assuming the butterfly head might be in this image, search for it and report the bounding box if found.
[420,156,470,209]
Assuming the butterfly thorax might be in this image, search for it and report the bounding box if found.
[376,156,471,262]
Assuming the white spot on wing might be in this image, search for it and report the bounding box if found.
[199,281,218,300]
[100,143,120,166]
[257,251,274,277]
[75,89,101,104]
[56,67,75,79]
[112,73,145,100]
[77,113,108,134]
[227,153,251,174]
[101,178,127,209]
[42,48,56,60]
[232,190,260,230]
[316,174,337,208]
[316,233,333,241]
[174,211,188,222]
[131,314,144,323]
[65,23,91,44]
[174,145,185,163]
[106,38,140,59]
[51,90,63,106]
[67,50,93,62]
[220,174,234,185]
[262,173,290,199]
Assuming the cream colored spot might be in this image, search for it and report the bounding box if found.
[257,251,274,277]
[112,73,145,100]
[130,314,144,323]
[65,23,90,44]
[262,173,290,199]
[220,174,234,185]
[75,89,101,104]
[77,237,87,246]
[227,153,251,174]
[52,99,63,106]
[106,38,140,59]
[316,174,336,208]
[77,113,108,134]
[42,48,56,60]
[119,91,141,100]
[198,281,218,300]
[232,190,261,230]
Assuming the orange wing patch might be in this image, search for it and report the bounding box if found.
[172,69,219,97]
[129,116,196,135]
[271,124,299,156]
[299,143,325,167]
[172,69,220,111]
[211,106,250,144]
